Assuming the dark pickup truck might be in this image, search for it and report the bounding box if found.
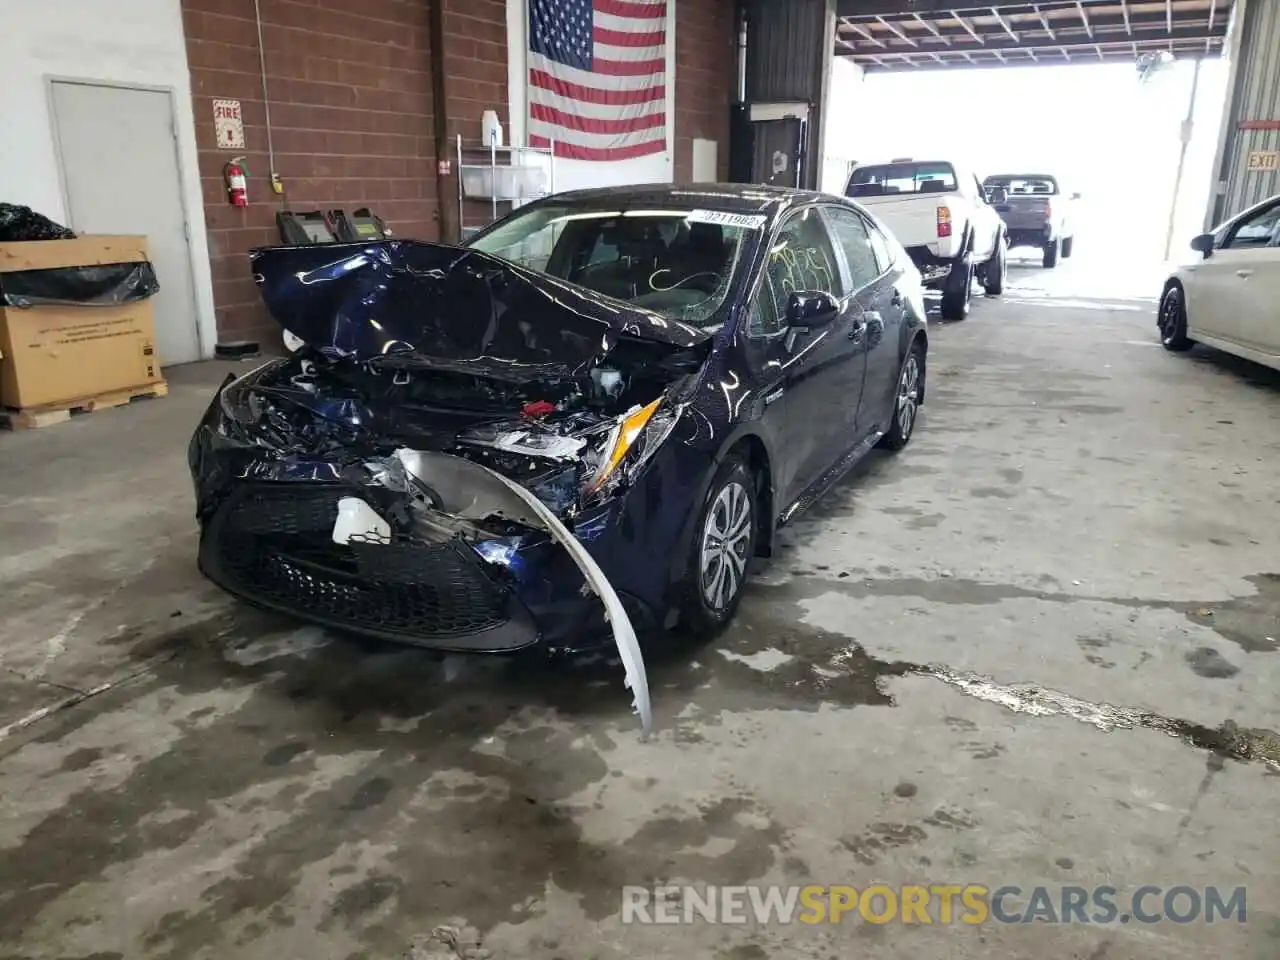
[982,174,1079,268]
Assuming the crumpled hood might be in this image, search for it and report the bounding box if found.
[250,240,711,382]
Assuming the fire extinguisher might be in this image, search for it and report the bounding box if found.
[224,157,248,207]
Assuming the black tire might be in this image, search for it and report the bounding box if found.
[1157,284,1194,352]
[1061,236,1074,259]
[879,340,925,452]
[982,234,1007,296]
[940,255,971,320]
[679,455,757,638]
[1043,238,1060,268]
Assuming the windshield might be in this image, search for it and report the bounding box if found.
[464,203,755,328]
[984,175,1059,196]
[848,162,958,197]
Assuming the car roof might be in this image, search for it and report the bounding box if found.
[545,182,813,216]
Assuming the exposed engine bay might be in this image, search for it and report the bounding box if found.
[221,343,693,522]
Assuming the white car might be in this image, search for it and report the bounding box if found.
[1159,194,1280,371]
[847,159,1007,321]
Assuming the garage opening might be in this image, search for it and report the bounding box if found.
[823,0,1233,299]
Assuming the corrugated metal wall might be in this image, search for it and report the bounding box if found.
[740,0,834,190]
[1211,0,1280,224]
[743,0,827,102]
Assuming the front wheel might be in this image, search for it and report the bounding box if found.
[679,456,757,638]
[982,234,1007,295]
[878,341,925,452]
[1157,284,1194,351]
[940,256,971,320]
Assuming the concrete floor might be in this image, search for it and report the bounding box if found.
[2,261,1279,959]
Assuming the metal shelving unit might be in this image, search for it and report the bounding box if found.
[456,135,555,239]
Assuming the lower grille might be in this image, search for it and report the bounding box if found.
[208,484,518,641]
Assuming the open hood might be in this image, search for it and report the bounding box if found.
[249,240,711,382]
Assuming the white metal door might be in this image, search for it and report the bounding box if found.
[50,81,201,365]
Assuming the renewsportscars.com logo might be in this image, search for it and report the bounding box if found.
[621,884,1248,926]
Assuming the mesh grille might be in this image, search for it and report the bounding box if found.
[213,484,511,639]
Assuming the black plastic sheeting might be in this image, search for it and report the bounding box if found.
[0,261,161,309]
[0,203,75,242]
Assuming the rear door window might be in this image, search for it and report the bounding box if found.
[823,206,882,292]
[865,218,894,273]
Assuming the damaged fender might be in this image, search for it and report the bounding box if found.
[395,449,652,734]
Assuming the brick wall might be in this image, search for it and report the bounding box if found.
[183,0,734,345]
[440,0,510,238]
[182,0,438,346]
[674,0,736,183]
[442,0,509,137]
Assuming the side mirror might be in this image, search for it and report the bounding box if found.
[785,291,838,329]
[988,187,1008,204]
[1190,233,1215,257]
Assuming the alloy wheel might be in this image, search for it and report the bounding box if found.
[897,354,921,439]
[699,481,752,611]
[1159,292,1180,344]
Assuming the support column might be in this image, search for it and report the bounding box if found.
[730,0,836,190]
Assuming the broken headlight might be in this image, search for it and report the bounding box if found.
[587,397,680,495]
[219,358,289,425]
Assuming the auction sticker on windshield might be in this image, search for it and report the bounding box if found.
[688,210,767,230]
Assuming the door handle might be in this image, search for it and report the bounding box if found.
[1236,269,1253,278]
[850,311,876,340]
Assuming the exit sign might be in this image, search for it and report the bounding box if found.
[1246,150,1279,171]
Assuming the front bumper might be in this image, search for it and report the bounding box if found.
[198,481,542,651]
[188,389,671,655]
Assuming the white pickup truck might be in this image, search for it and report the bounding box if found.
[846,159,1007,320]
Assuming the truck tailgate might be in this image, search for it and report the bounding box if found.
[995,195,1051,231]
[856,194,945,248]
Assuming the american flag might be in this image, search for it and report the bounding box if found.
[527,0,668,162]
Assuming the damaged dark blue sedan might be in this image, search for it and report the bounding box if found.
[189,184,929,727]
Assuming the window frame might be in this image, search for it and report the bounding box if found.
[864,216,894,274]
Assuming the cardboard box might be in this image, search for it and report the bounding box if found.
[0,235,163,410]
[0,235,150,273]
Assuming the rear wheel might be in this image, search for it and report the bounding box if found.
[679,456,757,638]
[940,255,972,320]
[982,234,1006,296]
[878,340,925,452]
[1043,237,1060,269]
[1062,236,1074,258]
[1157,284,1194,351]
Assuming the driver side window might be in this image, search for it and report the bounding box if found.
[1224,202,1280,249]
[751,207,840,336]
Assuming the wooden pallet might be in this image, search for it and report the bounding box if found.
[1,380,169,430]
